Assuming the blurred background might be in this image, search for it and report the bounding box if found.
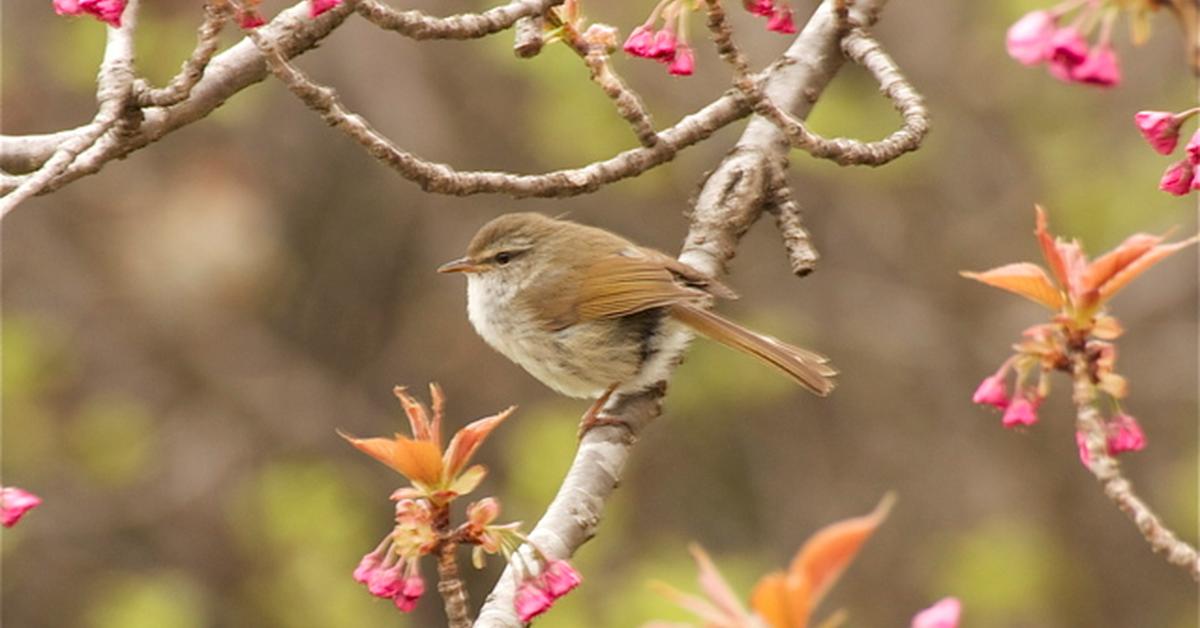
[2,0,1198,626]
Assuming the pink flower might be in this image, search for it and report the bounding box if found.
[515,581,554,622]
[54,0,127,27]
[766,6,797,34]
[623,25,655,58]
[1001,397,1038,428]
[367,565,405,598]
[1075,431,1092,467]
[1006,10,1057,66]
[1134,111,1183,155]
[1159,159,1194,196]
[238,9,266,29]
[1071,44,1120,87]
[911,597,962,628]
[745,0,775,17]
[650,29,678,61]
[309,0,342,18]
[668,45,695,76]
[972,375,1009,409]
[1106,413,1145,455]
[543,560,582,598]
[392,575,424,612]
[0,487,41,528]
[1046,27,1089,81]
[1185,128,1200,163]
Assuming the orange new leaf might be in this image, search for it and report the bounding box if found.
[750,495,895,628]
[961,263,1063,310]
[339,431,444,487]
[1081,232,1163,294]
[443,406,515,480]
[1097,236,1199,302]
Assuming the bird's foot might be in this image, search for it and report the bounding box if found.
[577,385,624,439]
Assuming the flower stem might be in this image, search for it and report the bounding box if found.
[434,504,472,628]
[1069,351,1200,581]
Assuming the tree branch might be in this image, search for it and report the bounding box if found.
[1071,352,1200,581]
[354,0,560,40]
[473,1,898,624]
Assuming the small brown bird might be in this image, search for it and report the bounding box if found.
[439,213,835,428]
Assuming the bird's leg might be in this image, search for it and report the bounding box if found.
[577,384,624,438]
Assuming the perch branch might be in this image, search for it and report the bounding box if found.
[473,1,902,624]
[354,0,560,40]
[437,541,472,628]
[1071,352,1200,581]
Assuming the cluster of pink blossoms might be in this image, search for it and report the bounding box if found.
[352,497,435,611]
[1,487,42,528]
[513,557,583,622]
[963,207,1197,467]
[1005,4,1120,87]
[1132,109,1200,196]
[623,0,796,76]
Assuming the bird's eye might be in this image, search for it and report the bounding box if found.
[495,252,513,265]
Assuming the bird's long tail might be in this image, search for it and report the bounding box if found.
[669,303,836,396]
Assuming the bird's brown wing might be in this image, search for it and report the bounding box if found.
[536,247,729,331]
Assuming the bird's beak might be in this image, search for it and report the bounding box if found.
[437,257,485,274]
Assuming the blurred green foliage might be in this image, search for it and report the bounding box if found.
[69,393,156,486]
[85,572,207,628]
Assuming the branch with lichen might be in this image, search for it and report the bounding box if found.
[1070,352,1200,581]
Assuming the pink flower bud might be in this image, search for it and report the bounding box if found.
[744,0,775,17]
[0,487,42,528]
[309,0,342,18]
[367,565,405,598]
[543,560,582,598]
[238,10,266,29]
[668,45,695,76]
[1106,413,1146,455]
[1001,397,1038,428]
[1185,128,1200,163]
[1159,159,1194,196]
[1071,44,1120,87]
[1075,431,1092,467]
[514,581,554,622]
[622,25,655,58]
[650,29,678,61]
[1134,111,1183,155]
[971,375,1009,409]
[1048,27,1089,65]
[392,575,425,612]
[911,597,962,628]
[1006,10,1057,66]
[766,6,797,34]
[353,553,382,584]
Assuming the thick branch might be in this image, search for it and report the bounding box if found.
[473,1,894,625]
[1070,353,1200,581]
[0,0,354,181]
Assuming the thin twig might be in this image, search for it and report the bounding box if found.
[704,0,928,167]
[135,2,231,107]
[1071,352,1200,581]
[767,167,819,276]
[245,24,752,197]
[355,0,560,40]
[582,49,659,148]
